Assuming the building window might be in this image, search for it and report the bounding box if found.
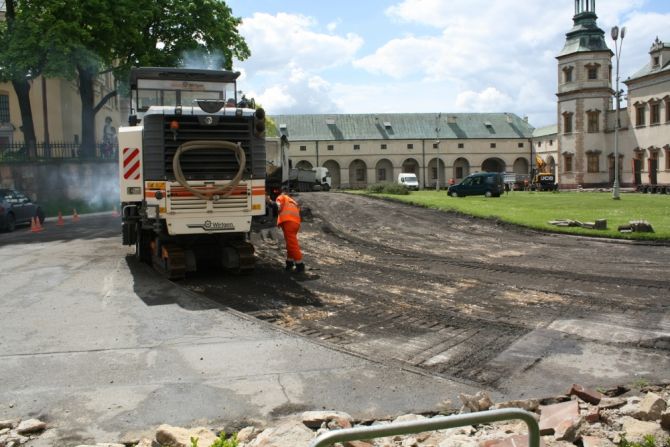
[432,142,438,149]
[587,67,598,80]
[563,66,573,83]
[431,167,438,180]
[299,145,307,151]
[490,143,496,148]
[537,141,542,147]
[563,112,573,133]
[380,143,387,150]
[550,140,554,146]
[0,94,9,123]
[635,104,646,127]
[666,99,670,122]
[650,102,660,125]
[377,168,386,182]
[586,151,600,173]
[327,144,334,151]
[458,143,464,149]
[587,110,600,133]
[407,143,414,149]
[518,142,524,148]
[564,154,573,172]
[654,56,660,67]
[666,147,670,170]
[353,144,360,150]
[356,168,365,181]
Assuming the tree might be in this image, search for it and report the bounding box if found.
[1,0,250,158]
[0,0,47,157]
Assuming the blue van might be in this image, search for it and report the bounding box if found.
[448,172,504,198]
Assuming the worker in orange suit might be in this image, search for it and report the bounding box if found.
[267,188,305,273]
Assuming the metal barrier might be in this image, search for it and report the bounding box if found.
[309,408,540,447]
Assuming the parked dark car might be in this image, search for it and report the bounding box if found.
[0,188,45,232]
[448,172,504,198]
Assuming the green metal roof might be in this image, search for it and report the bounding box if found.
[532,124,558,138]
[558,11,611,57]
[268,113,534,141]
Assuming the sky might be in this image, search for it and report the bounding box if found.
[225,0,670,128]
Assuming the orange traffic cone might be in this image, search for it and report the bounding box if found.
[72,209,80,222]
[31,217,44,233]
[56,211,65,226]
[112,206,120,217]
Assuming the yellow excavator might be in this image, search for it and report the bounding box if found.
[533,155,557,191]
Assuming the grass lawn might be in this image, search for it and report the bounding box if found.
[359,190,670,241]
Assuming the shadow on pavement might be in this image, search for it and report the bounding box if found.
[126,253,323,314]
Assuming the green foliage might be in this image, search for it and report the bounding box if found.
[356,190,670,240]
[211,431,239,447]
[367,182,410,195]
[187,431,238,447]
[631,378,650,389]
[618,433,670,447]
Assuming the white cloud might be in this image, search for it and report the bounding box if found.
[455,88,512,112]
[236,12,363,74]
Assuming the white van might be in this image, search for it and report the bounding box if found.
[398,173,419,190]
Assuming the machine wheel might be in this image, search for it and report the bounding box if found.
[485,191,493,198]
[450,191,460,198]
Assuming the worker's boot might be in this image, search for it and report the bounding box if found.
[285,260,295,272]
[294,262,305,274]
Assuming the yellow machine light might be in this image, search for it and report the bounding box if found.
[252,204,261,210]
[159,207,166,213]
[147,181,166,189]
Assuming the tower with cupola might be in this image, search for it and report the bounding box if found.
[556,0,612,187]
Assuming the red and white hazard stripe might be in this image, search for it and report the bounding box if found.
[122,147,141,180]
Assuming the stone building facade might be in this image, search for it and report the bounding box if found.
[539,0,670,189]
[270,113,534,189]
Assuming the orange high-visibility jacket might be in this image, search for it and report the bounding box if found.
[276,194,301,225]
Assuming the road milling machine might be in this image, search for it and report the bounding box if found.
[119,67,267,279]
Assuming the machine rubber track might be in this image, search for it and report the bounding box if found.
[230,240,255,273]
[152,243,187,280]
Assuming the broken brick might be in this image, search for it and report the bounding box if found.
[480,434,545,447]
[567,384,603,405]
[539,400,579,435]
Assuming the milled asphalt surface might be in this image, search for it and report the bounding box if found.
[0,214,481,446]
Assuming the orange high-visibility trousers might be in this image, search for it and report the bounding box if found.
[280,221,302,263]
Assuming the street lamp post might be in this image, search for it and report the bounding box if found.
[611,25,626,200]
[435,113,441,191]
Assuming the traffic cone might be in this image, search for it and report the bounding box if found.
[112,206,120,217]
[72,209,80,222]
[56,211,65,226]
[31,217,44,233]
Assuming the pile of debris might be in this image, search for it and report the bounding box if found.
[548,219,608,230]
[2,384,668,447]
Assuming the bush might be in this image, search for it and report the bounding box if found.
[366,182,410,195]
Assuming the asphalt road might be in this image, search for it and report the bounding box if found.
[0,212,480,446]
[1,198,668,446]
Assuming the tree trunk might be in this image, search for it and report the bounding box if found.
[78,66,96,158]
[12,78,37,158]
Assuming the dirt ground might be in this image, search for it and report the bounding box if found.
[181,192,670,398]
